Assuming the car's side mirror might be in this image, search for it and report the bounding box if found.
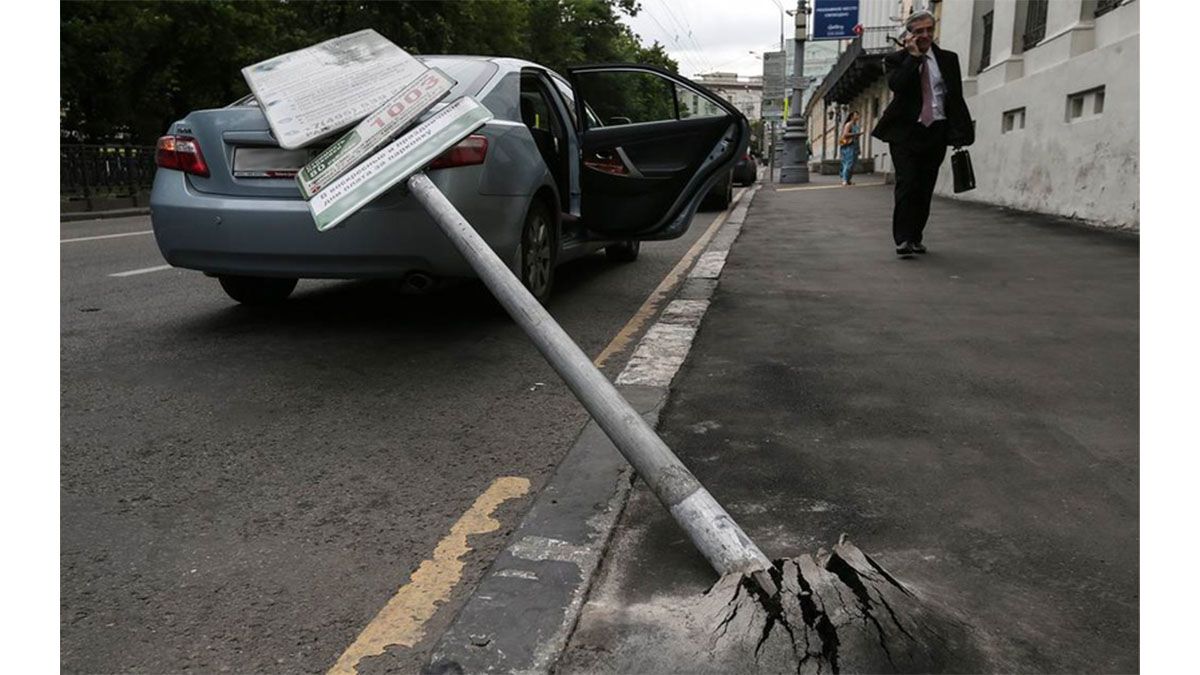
[607,116,632,126]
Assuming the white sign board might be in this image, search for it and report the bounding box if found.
[242,29,428,149]
[309,96,493,232]
[297,67,456,199]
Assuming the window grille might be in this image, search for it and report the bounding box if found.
[1023,0,1049,51]
[1095,0,1122,18]
[978,11,994,72]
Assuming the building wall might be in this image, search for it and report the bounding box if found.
[936,0,1139,229]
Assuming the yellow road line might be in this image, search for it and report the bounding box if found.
[328,476,531,675]
[775,182,885,192]
[592,188,747,369]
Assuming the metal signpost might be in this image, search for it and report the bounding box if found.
[779,1,811,184]
[245,32,780,596]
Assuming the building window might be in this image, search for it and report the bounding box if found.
[1066,86,1105,122]
[1095,0,1123,18]
[978,11,994,72]
[1002,107,1025,133]
[1023,0,1049,51]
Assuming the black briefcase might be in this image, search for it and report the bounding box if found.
[951,147,976,193]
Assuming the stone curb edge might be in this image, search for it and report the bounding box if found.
[426,185,761,674]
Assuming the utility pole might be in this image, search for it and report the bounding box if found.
[779,0,810,184]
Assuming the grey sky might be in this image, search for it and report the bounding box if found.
[619,0,801,79]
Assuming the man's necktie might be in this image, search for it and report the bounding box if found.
[919,56,935,127]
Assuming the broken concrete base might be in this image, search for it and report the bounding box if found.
[562,536,988,674]
[708,537,989,674]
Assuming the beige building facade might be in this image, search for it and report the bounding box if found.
[805,0,1139,229]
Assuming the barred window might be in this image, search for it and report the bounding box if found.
[1023,0,1049,51]
[978,11,994,72]
[1095,0,1123,18]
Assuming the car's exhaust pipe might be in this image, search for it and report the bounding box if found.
[400,271,436,294]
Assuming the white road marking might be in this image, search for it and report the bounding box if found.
[61,230,153,244]
[689,250,728,279]
[108,264,173,278]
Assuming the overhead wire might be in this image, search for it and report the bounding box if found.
[657,0,717,74]
[636,2,708,76]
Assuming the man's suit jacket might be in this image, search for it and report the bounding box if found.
[871,43,974,147]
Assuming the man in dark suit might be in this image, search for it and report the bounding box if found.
[872,10,974,256]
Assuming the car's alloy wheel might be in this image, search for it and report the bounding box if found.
[217,275,298,305]
[606,240,640,263]
[521,202,556,303]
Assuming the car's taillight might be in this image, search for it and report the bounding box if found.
[156,135,210,177]
[428,135,488,170]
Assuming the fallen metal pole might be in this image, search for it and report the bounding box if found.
[408,173,775,590]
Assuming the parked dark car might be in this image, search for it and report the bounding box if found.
[733,152,758,186]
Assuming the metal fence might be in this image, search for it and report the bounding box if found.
[61,144,157,209]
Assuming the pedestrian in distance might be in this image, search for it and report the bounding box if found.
[839,111,863,186]
[871,10,974,257]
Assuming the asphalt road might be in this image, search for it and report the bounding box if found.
[59,199,735,674]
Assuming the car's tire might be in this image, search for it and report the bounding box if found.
[520,200,557,303]
[218,276,298,305]
[606,240,640,263]
[702,171,733,211]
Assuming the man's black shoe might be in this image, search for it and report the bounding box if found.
[911,242,927,254]
[896,241,915,256]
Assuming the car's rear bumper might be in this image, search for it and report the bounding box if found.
[149,170,527,279]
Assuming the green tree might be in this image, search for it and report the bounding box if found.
[60,0,679,144]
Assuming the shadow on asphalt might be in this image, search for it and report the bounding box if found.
[175,250,626,337]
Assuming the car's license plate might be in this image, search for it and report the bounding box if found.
[232,147,314,178]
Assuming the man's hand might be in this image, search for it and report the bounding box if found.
[904,32,922,57]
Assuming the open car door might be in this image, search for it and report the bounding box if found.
[567,64,749,241]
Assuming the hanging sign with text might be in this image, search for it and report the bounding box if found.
[811,0,860,41]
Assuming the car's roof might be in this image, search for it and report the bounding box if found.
[226,55,566,108]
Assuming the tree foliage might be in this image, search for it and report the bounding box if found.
[60,0,678,144]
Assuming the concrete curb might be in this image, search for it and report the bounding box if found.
[61,207,151,223]
[426,185,761,674]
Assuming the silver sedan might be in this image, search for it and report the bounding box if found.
[150,56,748,304]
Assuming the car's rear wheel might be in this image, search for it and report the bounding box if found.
[606,240,640,262]
[218,275,298,305]
[701,171,733,211]
[520,201,556,303]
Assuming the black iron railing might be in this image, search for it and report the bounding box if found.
[61,144,157,209]
[1023,0,1049,51]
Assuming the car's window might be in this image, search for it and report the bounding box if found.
[676,83,725,119]
[572,69,729,127]
[550,75,603,129]
[419,58,500,99]
[574,71,678,125]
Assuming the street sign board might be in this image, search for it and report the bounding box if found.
[297,68,456,199]
[761,51,786,119]
[242,29,428,149]
[811,0,860,41]
[308,96,493,232]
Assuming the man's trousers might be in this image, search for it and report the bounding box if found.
[889,121,948,246]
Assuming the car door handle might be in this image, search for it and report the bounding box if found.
[583,147,644,178]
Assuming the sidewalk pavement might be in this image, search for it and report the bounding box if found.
[558,175,1139,673]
